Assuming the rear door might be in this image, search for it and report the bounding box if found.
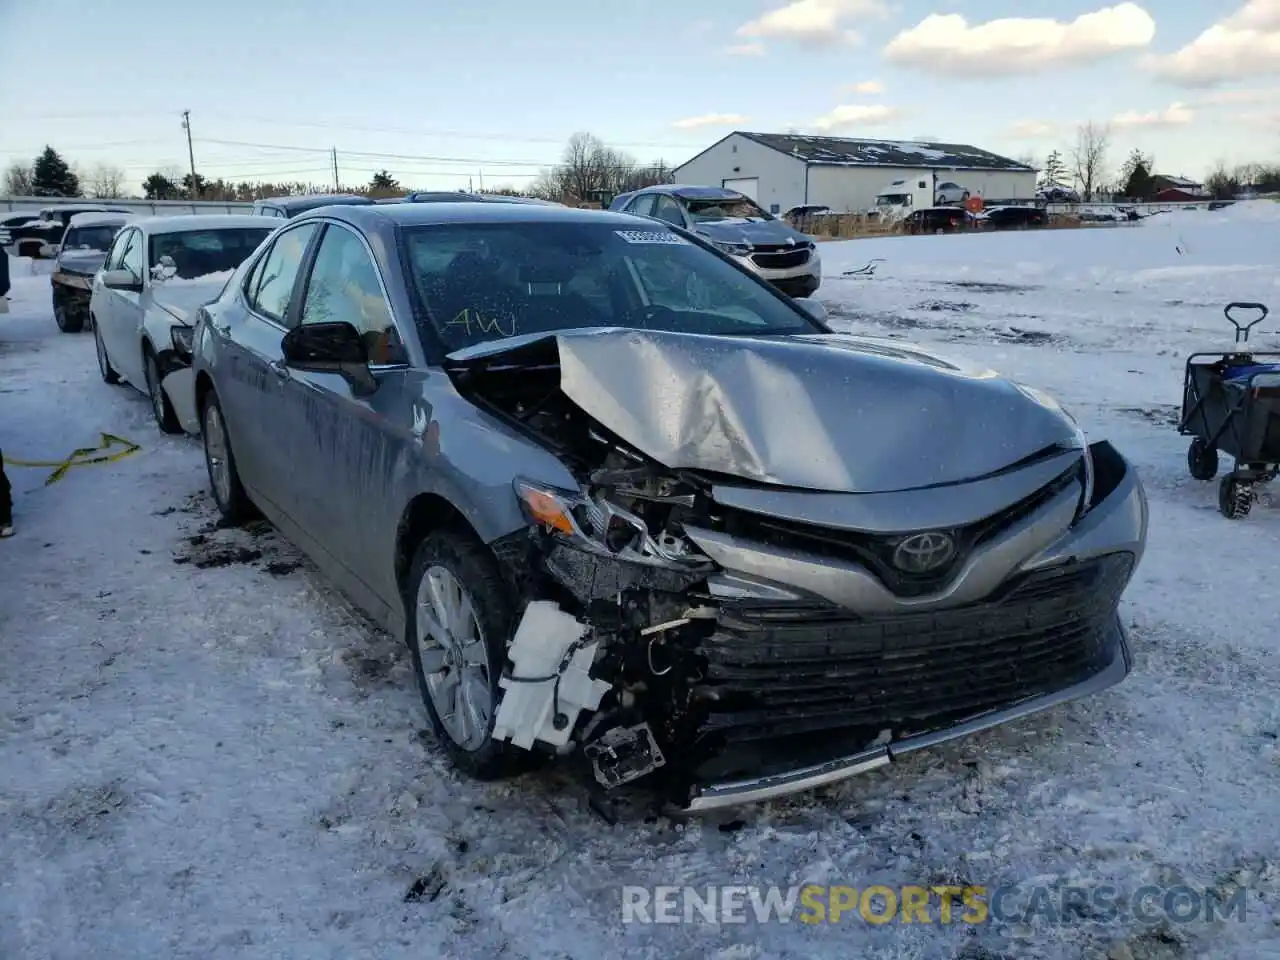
[217,220,321,507]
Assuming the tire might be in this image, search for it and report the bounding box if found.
[201,390,255,524]
[1187,438,1218,481]
[94,320,120,384]
[144,347,183,435]
[406,530,532,781]
[1218,475,1252,519]
[54,297,83,334]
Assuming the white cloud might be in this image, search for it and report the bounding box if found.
[1111,102,1196,127]
[839,79,885,94]
[670,113,751,130]
[723,42,766,56]
[1007,121,1060,139]
[810,103,899,131]
[736,0,888,49]
[1146,2,1280,86]
[1195,87,1273,105]
[883,3,1156,77]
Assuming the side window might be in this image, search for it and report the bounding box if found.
[119,231,143,280]
[249,222,319,324]
[650,195,685,226]
[300,224,406,365]
[626,195,656,217]
[104,229,131,270]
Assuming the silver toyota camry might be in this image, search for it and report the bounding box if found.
[189,201,1148,813]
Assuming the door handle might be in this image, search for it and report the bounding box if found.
[268,359,291,380]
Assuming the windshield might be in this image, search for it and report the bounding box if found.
[876,194,909,206]
[683,196,770,223]
[402,221,822,353]
[62,225,121,252]
[149,228,275,280]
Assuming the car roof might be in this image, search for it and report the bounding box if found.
[295,201,645,230]
[66,212,133,228]
[255,194,374,212]
[126,214,280,234]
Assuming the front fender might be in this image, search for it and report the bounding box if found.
[392,375,580,545]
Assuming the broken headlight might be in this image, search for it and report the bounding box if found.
[514,478,706,568]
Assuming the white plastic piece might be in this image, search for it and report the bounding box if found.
[492,601,612,751]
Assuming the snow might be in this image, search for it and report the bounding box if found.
[159,269,235,287]
[4,203,1280,959]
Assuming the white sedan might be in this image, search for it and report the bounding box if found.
[90,215,277,434]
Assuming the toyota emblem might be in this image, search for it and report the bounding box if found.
[892,532,956,573]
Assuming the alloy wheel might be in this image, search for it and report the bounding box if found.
[415,565,492,751]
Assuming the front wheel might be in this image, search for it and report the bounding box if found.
[201,391,255,524]
[406,530,533,781]
[94,320,120,384]
[54,298,83,333]
[1187,438,1218,481]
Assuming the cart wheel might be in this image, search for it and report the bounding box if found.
[1187,438,1219,481]
[1218,475,1252,519]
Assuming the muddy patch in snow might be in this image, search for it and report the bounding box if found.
[168,496,308,576]
[1118,405,1181,428]
[938,280,1042,294]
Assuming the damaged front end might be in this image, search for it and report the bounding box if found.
[446,331,1145,814]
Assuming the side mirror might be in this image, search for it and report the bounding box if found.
[280,321,377,396]
[37,242,59,259]
[793,297,828,323]
[101,268,143,291]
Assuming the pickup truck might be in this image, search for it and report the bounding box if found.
[7,204,133,258]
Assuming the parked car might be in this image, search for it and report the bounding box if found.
[0,212,42,253]
[982,206,1049,230]
[933,181,970,205]
[189,201,1147,813]
[12,204,134,258]
[903,206,969,234]
[91,215,277,434]
[610,185,821,297]
[251,194,374,219]
[1036,186,1080,204]
[50,212,133,333]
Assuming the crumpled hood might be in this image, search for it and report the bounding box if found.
[455,328,1082,494]
[693,218,809,248]
[57,249,109,275]
[151,273,233,324]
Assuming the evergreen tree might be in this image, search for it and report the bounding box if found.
[370,170,399,191]
[30,146,80,197]
[142,173,180,200]
[1122,160,1155,201]
[181,172,210,199]
[1039,150,1068,188]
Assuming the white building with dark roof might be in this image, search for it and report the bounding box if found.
[672,131,1038,215]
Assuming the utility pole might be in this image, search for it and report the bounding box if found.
[478,169,484,191]
[331,147,339,190]
[181,110,198,198]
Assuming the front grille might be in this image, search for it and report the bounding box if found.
[694,553,1132,745]
[714,461,1081,598]
[750,247,810,269]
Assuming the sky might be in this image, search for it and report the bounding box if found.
[2,0,1278,194]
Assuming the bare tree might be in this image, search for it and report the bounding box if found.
[88,163,127,198]
[1070,122,1111,202]
[4,161,34,196]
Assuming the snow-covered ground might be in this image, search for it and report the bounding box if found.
[3,206,1280,960]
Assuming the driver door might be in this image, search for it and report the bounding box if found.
[278,221,410,600]
[101,227,146,385]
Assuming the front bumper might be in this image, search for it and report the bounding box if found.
[156,345,199,433]
[672,442,1147,812]
[733,247,822,296]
